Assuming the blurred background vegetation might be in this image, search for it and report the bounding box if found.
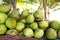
[1,0,60,21]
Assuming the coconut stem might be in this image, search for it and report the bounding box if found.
[43,0,47,19]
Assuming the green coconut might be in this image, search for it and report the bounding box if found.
[0,24,7,35]
[49,20,60,30]
[38,20,49,30]
[34,28,44,38]
[0,13,8,24]
[46,28,57,39]
[26,14,34,23]
[15,22,25,32]
[21,9,29,18]
[10,9,20,21]
[20,19,26,23]
[0,4,10,13]
[30,22,38,30]
[23,28,34,37]
[6,29,18,36]
[34,10,44,21]
[5,18,16,29]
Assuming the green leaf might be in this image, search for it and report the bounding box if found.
[47,0,58,8]
[56,0,60,2]
[3,0,14,4]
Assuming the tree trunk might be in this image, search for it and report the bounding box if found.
[43,0,47,19]
[13,0,16,10]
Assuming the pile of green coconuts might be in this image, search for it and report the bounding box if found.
[0,3,60,40]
